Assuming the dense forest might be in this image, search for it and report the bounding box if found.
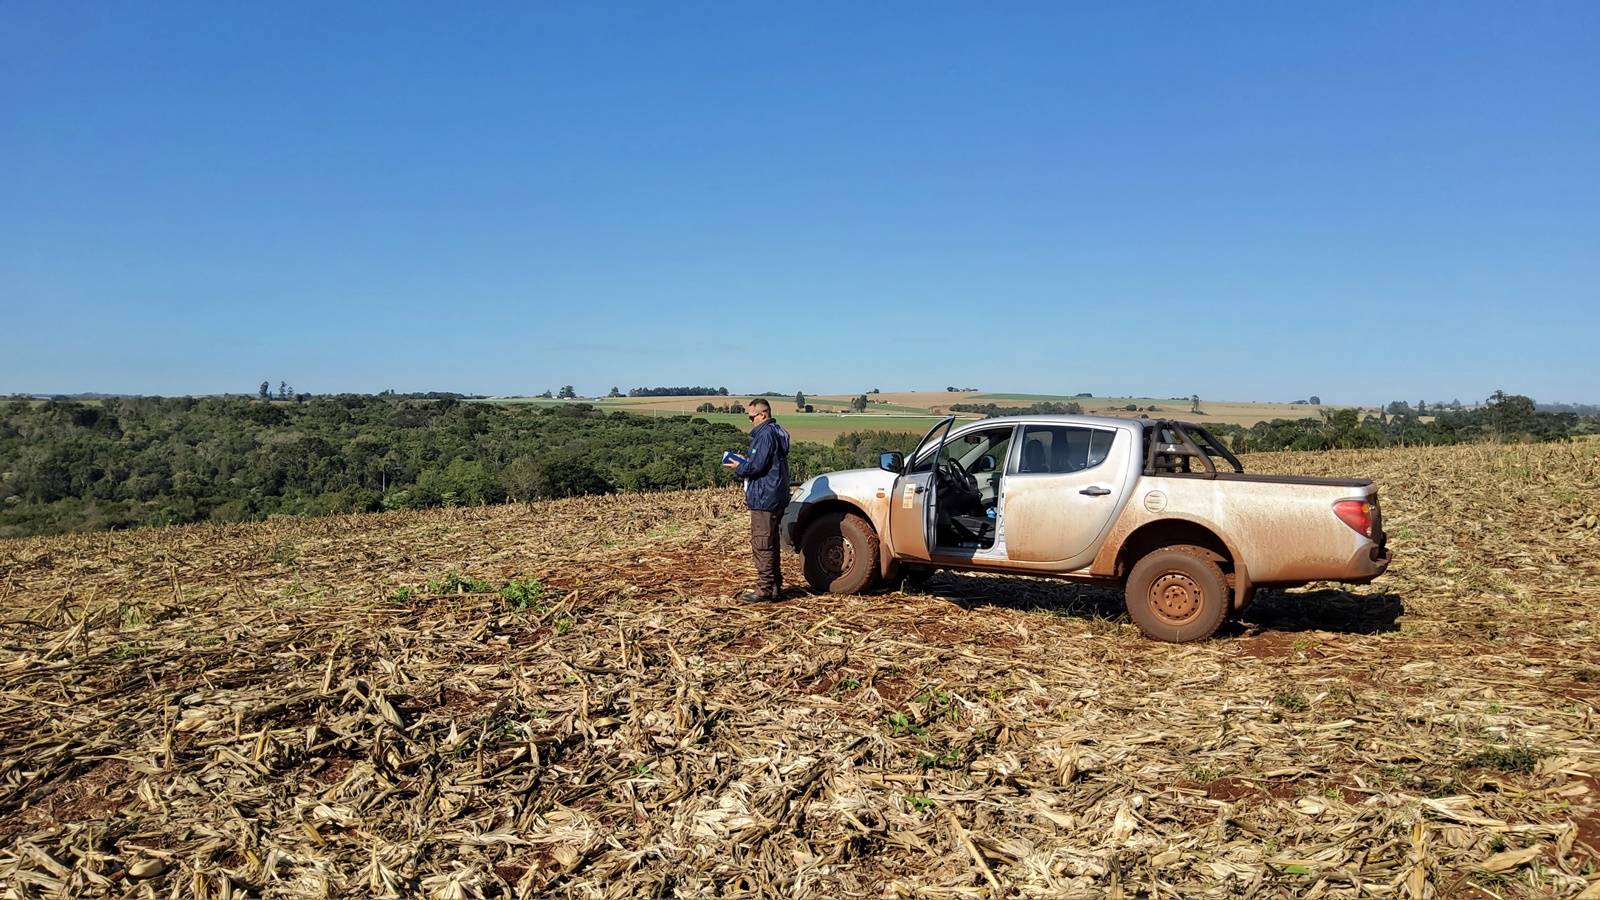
[0,397,914,538]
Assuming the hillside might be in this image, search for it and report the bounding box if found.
[2,443,1598,897]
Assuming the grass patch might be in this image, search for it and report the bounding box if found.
[884,712,926,738]
[916,747,963,770]
[1273,691,1310,713]
[118,602,148,628]
[499,578,546,610]
[913,688,962,723]
[426,572,495,595]
[1463,744,1545,774]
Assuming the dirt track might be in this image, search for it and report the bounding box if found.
[2,443,1598,898]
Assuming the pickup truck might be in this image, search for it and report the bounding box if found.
[780,415,1390,642]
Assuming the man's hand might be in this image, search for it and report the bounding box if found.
[723,461,739,469]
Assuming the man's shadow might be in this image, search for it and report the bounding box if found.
[909,572,1404,636]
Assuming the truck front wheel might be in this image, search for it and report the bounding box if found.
[801,511,880,595]
[1125,546,1230,642]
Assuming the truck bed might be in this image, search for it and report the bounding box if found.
[1141,421,1372,489]
[1155,472,1373,488]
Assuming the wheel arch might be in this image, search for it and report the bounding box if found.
[796,498,876,545]
[796,499,884,594]
[1111,516,1252,610]
[794,494,898,579]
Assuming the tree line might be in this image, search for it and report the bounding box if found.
[627,386,729,397]
[944,393,1594,451]
[951,401,1085,417]
[1209,392,1595,452]
[2,391,1589,538]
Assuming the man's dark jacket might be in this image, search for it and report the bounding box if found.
[734,419,791,511]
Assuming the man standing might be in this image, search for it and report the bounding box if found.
[724,398,791,602]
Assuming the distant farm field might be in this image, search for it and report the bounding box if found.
[2,442,1596,896]
[472,397,946,443]
[681,412,948,443]
[480,391,1375,439]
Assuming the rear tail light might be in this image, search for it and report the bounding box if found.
[1333,500,1373,538]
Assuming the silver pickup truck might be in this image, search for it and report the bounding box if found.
[780,415,1390,642]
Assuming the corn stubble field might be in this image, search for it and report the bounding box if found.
[1,443,1598,898]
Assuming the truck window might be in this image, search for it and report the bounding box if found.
[911,426,1013,473]
[1010,425,1116,475]
[1088,429,1114,468]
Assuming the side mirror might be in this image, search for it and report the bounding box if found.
[879,451,904,472]
[972,454,997,473]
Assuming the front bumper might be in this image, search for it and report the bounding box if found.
[779,502,805,554]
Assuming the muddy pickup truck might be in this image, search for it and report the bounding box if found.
[780,415,1390,642]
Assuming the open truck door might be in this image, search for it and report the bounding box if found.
[887,416,954,563]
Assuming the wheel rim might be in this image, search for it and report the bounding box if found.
[818,534,854,578]
[1148,571,1203,626]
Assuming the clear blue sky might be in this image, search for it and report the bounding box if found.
[3,2,1596,404]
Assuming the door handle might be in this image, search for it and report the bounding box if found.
[1079,486,1111,496]
[913,485,925,494]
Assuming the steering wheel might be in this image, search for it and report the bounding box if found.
[937,458,979,498]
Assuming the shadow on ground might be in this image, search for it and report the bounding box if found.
[909,571,1125,623]
[1236,589,1405,636]
[907,572,1405,637]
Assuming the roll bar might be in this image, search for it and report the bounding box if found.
[1142,420,1244,478]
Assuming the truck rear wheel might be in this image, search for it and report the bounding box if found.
[801,511,880,595]
[1125,545,1229,642]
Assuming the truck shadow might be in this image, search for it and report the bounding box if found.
[1234,589,1404,636]
[912,572,1126,624]
[910,573,1404,636]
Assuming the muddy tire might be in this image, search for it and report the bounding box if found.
[801,512,880,595]
[1124,545,1230,643]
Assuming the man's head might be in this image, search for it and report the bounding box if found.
[747,398,771,425]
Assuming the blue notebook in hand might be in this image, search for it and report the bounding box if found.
[722,451,747,466]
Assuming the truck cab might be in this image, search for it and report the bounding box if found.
[781,415,1390,642]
